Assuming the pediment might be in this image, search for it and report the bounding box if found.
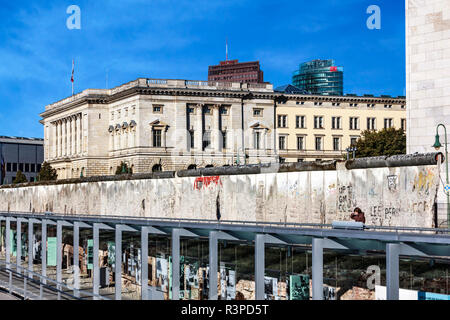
[149,119,169,127]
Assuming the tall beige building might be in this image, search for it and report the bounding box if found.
[40,79,278,178]
[406,0,450,225]
[406,0,450,153]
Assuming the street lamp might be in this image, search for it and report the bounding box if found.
[346,147,357,160]
[432,123,450,228]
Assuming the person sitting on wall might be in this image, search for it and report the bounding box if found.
[350,207,366,224]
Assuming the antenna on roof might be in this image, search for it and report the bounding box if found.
[226,37,228,61]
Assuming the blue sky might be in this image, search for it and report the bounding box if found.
[0,0,405,138]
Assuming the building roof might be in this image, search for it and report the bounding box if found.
[0,136,44,145]
[274,84,309,94]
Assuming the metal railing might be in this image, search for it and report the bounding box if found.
[0,260,110,300]
[2,211,449,235]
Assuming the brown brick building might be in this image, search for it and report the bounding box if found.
[208,60,264,83]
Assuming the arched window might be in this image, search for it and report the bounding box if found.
[152,164,162,172]
[205,164,214,168]
[187,164,197,170]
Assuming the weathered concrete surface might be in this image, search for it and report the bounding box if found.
[0,162,441,228]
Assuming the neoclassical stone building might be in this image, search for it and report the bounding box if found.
[40,79,278,179]
[40,78,407,179]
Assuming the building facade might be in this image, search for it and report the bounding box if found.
[0,136,44,184]
[208,60,264,83]
[40,78,406,178]
[292,59,344,96]
[406,0,450,225]
[406,0,450,154]
[275,94,406,162]
[40,79,277,179]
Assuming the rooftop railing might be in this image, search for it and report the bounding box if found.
[2,211,449,235]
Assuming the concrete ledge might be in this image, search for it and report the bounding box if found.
[0,153,442,190]
[345,152,443,170]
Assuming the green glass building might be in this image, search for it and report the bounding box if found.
[292,59,343,96]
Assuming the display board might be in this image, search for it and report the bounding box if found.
[323,286,336,300]
[264,277,278,300]
[156,257,168,292]
[226,270,236,300]
[33,235,40,262]
[202,267,209,300]
[135,248,141,285]
[219,265,236,300]
[290,274,310,300]
[418,291,450,300]
[169,256,172,300]
[376,285,450,300]
[0,226,4,250]
[10,230,16,257]
[107,241,115,269]
[87,239,93,270]
[220,265,227,300]
[47,237,57,266]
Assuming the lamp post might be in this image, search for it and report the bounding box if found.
[346,147,357,160]
[432,123,450,228]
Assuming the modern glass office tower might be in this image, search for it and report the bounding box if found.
[292,59,343,96]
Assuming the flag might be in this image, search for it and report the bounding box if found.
[71,59,74,83]
[330,66,337,72]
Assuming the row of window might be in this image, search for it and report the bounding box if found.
[278,135,358,152]
[5,163,42,173]
[151,129,229,150]
[277,102,404,108]
[111,106,136,120]
[187,106,230,115]
[277,115,406,130]
[150,127,362,152]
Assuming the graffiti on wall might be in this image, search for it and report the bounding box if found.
[387,175,398,192]
[337,185,356,213]
[413,169,435,195]
[193,176,222,190]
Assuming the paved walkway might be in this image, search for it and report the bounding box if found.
[0,291,19,300]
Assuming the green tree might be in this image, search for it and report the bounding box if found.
[115,162,132,175]
[37,162,58,181]
[348,128,406,158]
[13,170,28,184]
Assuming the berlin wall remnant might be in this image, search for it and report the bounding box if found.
[0,153,442,228]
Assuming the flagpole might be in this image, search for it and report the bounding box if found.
[71,59,74,96]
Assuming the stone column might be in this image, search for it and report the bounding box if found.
[67,118,72,156]
[76,114,81,155]
[44,125,48,160]
[52,122,57,159]
[71,116,76,156]
[109,133,114,152]
[195,104,203,150]
[212,104,221,151]
[62,119,66,157]
[57,120,62,158]
[162,126,167,148]
[263,130,268,152]
[82,113,87,154]
[175,103,188,152]
[127,128,132,149]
